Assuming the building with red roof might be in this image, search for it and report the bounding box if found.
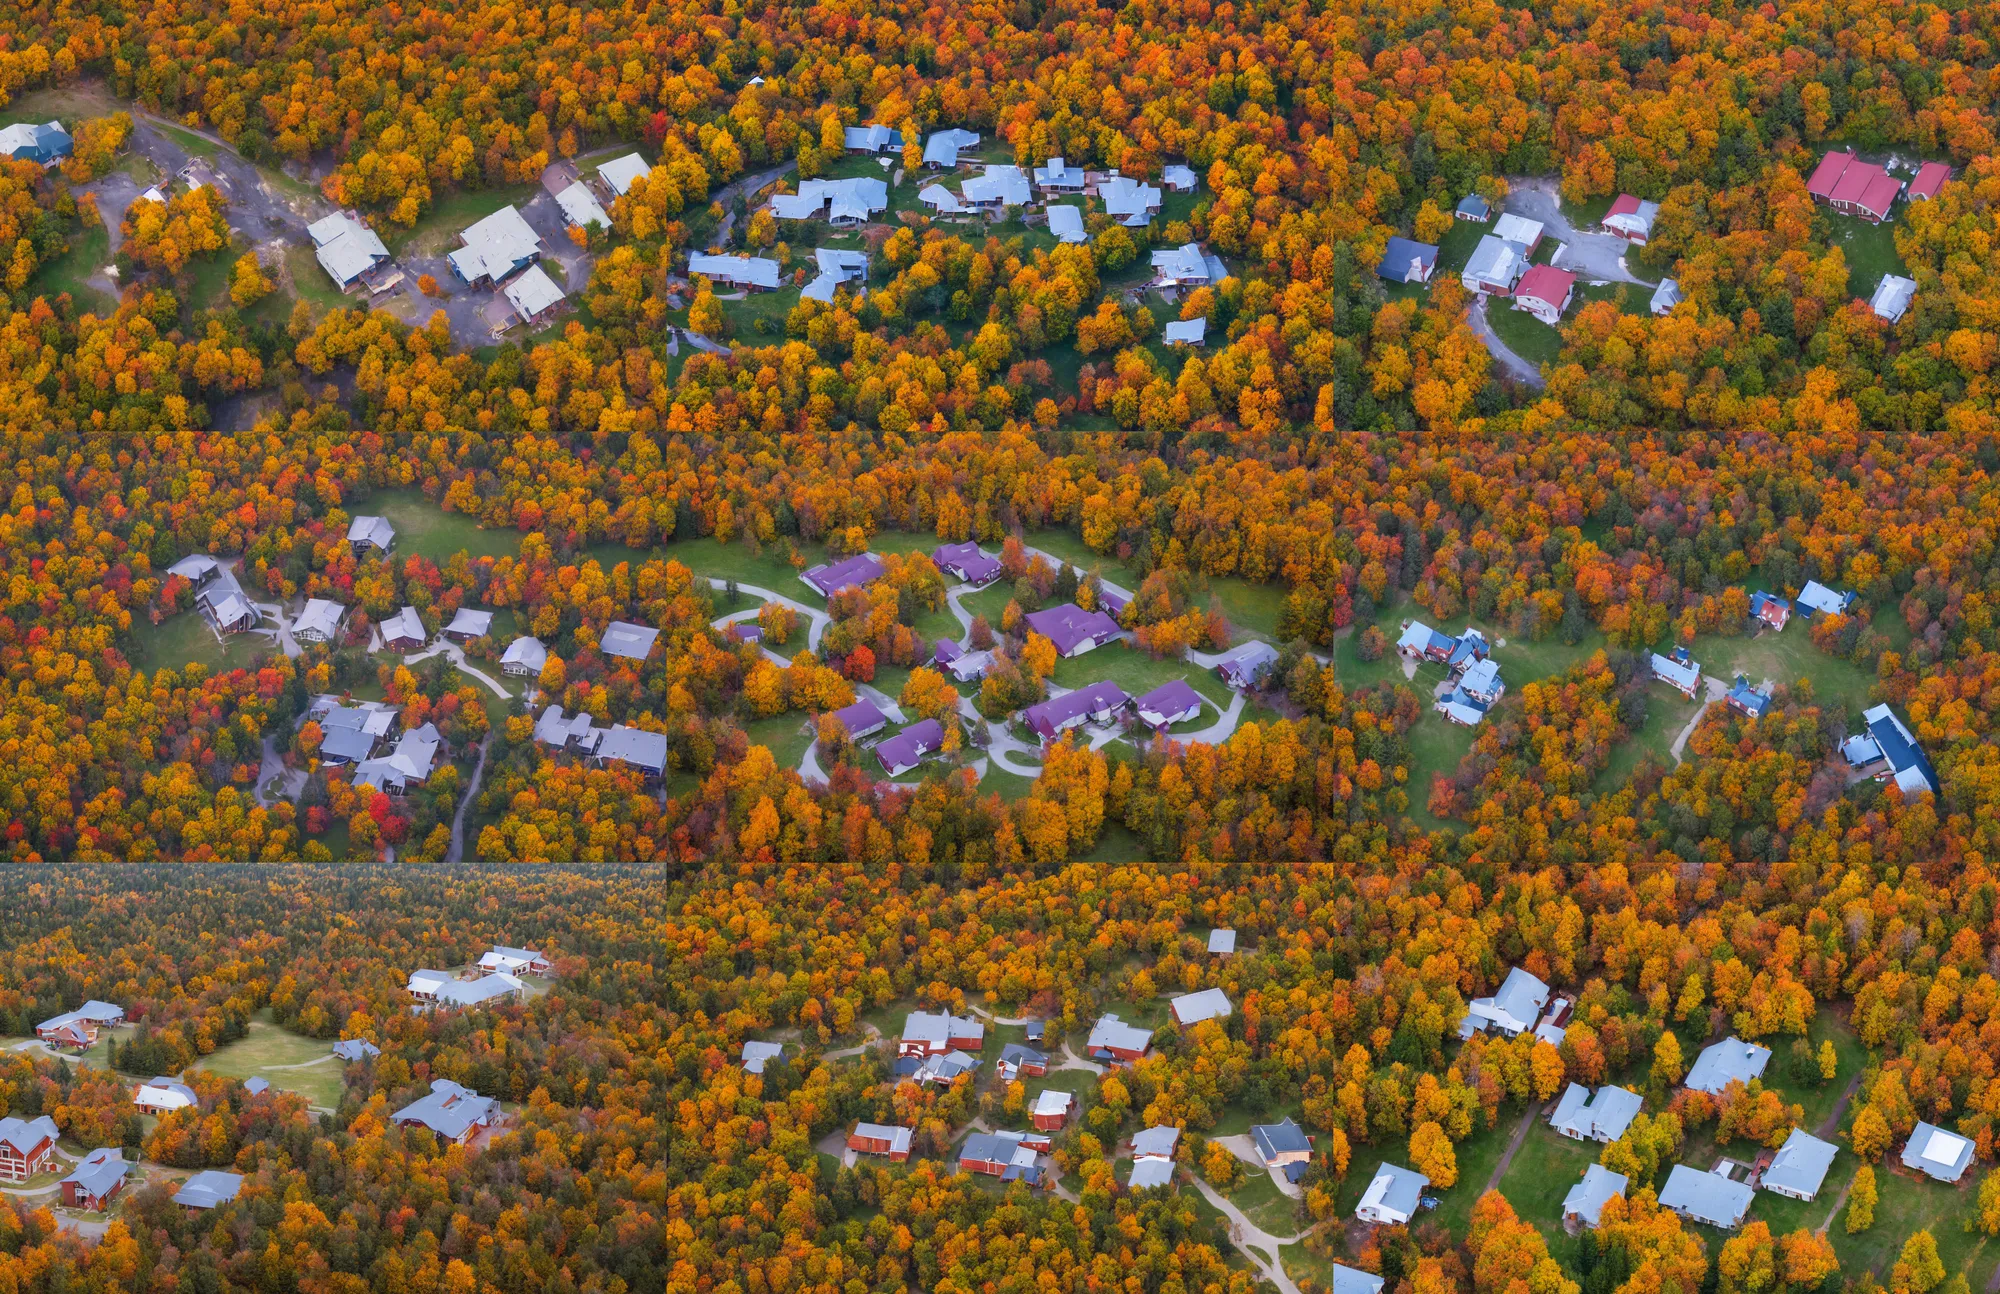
[1513,264,1577,326]
[1907,161,1951,202]
[1602,194,1659,243]
[1807,152,1903,222]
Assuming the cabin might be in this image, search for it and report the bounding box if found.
[501,636,547,677]
[1806,151,1902,222]
[1761,1129,1837,1200]
[1455,194,1491,222]
[1208,929,1236,955]
[1514,264,1577,326]
[1169,988,1232,1028]
[1870,275,1917,324]
[802,553,886,598]
[1376,236,1438,285]
[1163,318,1207,346]
[899,1011,985,1057]
[1356,1162,1429,1225]
[380,606,427,653]
[1251,1118,1314,1182]
[1215,641,1281,690]
[1903,1123,1974,1182]
[1650,650,1701,698]
[1459,967,1550,1038]
[1908,161,1951,201]
[447,205,543,285]
[1601,195,1659,243]
[348,515,396,556]
[503,264,567,326]
[59,1148,130,1209]
[1087,1014,1153,1064]
[1651,279,1683,315]
[996,1043,1049,1079]
[1023,604,1122,656]
[1030,1089,1075,1132]
[478,945,550,976]
[742,1041,785,1074]
[1564,1164,1628,1230]
[1684,1037,1771,1093]
[0,1116,57,1181]
[292,599,348,644]
[443,608,494,644]
[1748,591,1790,630]
[1163,164,1198,192]
[1135,679,1204,730]
[174,1170,244,1212]
[393,1079,497,1145]
[134,1077,199,1116]
[1548,1085,1643,1143]
[1660,1165,1753,1229]
[848,1123,913,1161]
[932,542,1003,586]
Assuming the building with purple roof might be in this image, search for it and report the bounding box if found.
[934,639,963,666]
[876,720,945,775]
[933,543,1004,586]
[1022,681,1130,743]
[827,698,889,740]
[802,553,886,598]
[1134,679,1205,729]
[1023,604,1122,657]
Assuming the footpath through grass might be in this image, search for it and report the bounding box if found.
[193,1016,346,1109]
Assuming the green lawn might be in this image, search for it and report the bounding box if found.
[154,122,219,159]
[359,488,523,562]
[1694,627,1879,727]
[1595,682,1701,791]
[29,223,114,315]
[130,610,268,676]
[741,713,814,772]
[1830,214,1908,304]
[1223,1162,1302,1235]
[1073,821,1145,862]
[185,246,237,314]
[1832,1168,1992,1284]
[1488,298,1564,371]
[1430,1119,1515,1237]
[284,244,353,315]
[592,534,824,605]
[390,184,540,257]
[716,285,800,340]
[1051,642,1233,709]
[1407,715,1479,830]
[1492,1121,1604,1241]
[192,1016,346,1109]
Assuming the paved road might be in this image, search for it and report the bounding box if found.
[448,733,493,863]
[1188,1175,1307,1294]
[707,579,829,652]
[1669,675,1728,763]
[255,734,307,807]
[712,162,797,248]
[402,640,513,701]
[1501,177,1649,285]
[1468,296,1546,388]
[822,1024,882,1061]
[1055,1040,1105,1076]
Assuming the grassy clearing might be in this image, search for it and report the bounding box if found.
[1831,215,1908,303]
[192,1016,345,1109]
[717,285,800,341]
[1051,642,1233,709]
[29,223,114,315]
[1406,717,1479,831]
[1431,1118,1514,1236]
[742,714,814,771]
[1595,683,1701,790]
[1488,298,1564,370]
[1074,821,1145,862]
[1834,1167,1989,1283]
[154,122,219,159]
[1695,626,1879,726]
[360,488,522,562]
[1223,1163,1302,1234]
[1493,1121,1604,1241]
[391,184,539,257]
[130,611,267,676]
[185,247,236,313]
[284,244,353,315]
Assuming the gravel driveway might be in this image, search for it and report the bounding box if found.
[1502,176,1650,285]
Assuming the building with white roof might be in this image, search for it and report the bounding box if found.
[598,154,652,197]
[503,264,567,325]
[353,723,443,795]
[1034,156,1087,191]
[174,1170,244,1210]
[379,606,427,651]
[1660,1164,1753,1229]
[1903,1122,1975,1182]
[843,124,902,154]
[443,608,494,642]
[555,182,611,231]
[1101,175,1162,226]
[1356,1162,1429,1225]
[1162,164,1198,192]
[1459,967,1549,1037]
[923,129,980,168]
[393,1078,498,1143]
[1170,988,1231,1027]
[292,599,347,644]
[1164,318,1206,346]
[307,212,390,288]
[501,636,548,676]
[348,514,396,554]
[1128,1157,1176,1189]
[1870,274,1917,324]
[1548,1084,1643,1143]
[478,945,549,976]
[1151,243,1225,287]
[601,621,660,661]
[596,725,669,777]
[1650,651,1702,698]
[1047,204,1087,243]
[687,252,782,291]
[1651,278,1683,315]
[1684,1037,1771,1093]
[134,1077,199,1115]
[1564,1164,1628,1228]
[447,205,543,285]
[1795,581,1855,618]
[918,183,964,214]
[1761,1128,1837,1200]
[1462,235,1529,295]
[962,164,1031,208]
[1492,212,1544,250]
[771,177,888,226]
[1132,1126,1181,1160]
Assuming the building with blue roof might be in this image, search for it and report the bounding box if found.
[1725,677,1770,718]
[1862,703,1937,795]
[1748,591,1790,630]
[1455,194,1491,222]
[1376,237,1438,285]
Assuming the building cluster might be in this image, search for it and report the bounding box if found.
[305,696,443,796]
[403,945,549,1011]
[1397,621,1505,726]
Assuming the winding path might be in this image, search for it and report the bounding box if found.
[713,161,797,247]
[402,640,512,701]
[707,579,829,653]
[1668,675,1728,763]
[1188,1175,1308,1294]
[1468,296,1546,389]
[448,733,494,862]
[822,1024,883,1061]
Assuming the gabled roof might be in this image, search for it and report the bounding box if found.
[1651,279,1682,314]
[294,598,347,639]
[1564,1163,1628,1226]
[853,1122,913,1152]
[1864,703,1936,794]
[923,128,981,167]
[1251,1117,1312,1160]
[901,1010,984,1047]
[1377,236,1439,283]
[1455,194,1491,220]
[243,1077,270,1095]
[876,719,944,775]
[688,252,782,290]
[1132,1125,1181,1158]
[555,182,611,230]
[1763,1128,1837,1197]
[1463,235,1529,289]
[598,154,653,197]
[1358,1162,1429,1218]
[1603,194,1659,236]
[504,264,567,322]
[1493,213,1543,247]
[1151,243,1212,282]
[348,515,396,549]
[1023,681,1131,740]
[1650,652,1702,691]
[829,697,889,737]
[1870,274,1917,323]
[0,121,69,159]
[932,542,1002,584]
[168,554,222,581]
[599,724,669,774]
[380,606,427,644]
[1660,1164,1753,1228]
[1088,1013,1152,1055]
[962,165,1031,207]
[918,183,963,213]
[1030,1088,1072,1117]
[999,1042,1048,1069]
[394,1078,497,1140]
[1515,263,1577,309]
[136,1077,198,1107]
[174,1169,244,1210]
[1101,175,1162,223]
[1135,679,1204,727]
[1685,1037,1771,1093]
[310,212,390,285]
[60,1147,130,1198]
[1047,204,1088,243]
[0,1115,57,1157]
[446,608,494,638]
[1807,151,1854,198]
[1459,657,1503,698]
[802,553,886,596]
[1022,603,1122,654]
[1033,156,1086,188]
[449,205,541,283]
[1796,581,1854,617]
[1162,164,1198,190]
[432,973,524,1008]
[1164,318,1207,345]
[332,1039,381,1060]
[843,124,902,152]
[1908,161,1951,201]
[1333,1266,1387,1294]
[501,636,548,672]
[1727,679,1770,718]
[1170,987,1231,1026]
[601,620,659,661]
[1128,1157,1176,1189]
[742,1040,785,1073]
